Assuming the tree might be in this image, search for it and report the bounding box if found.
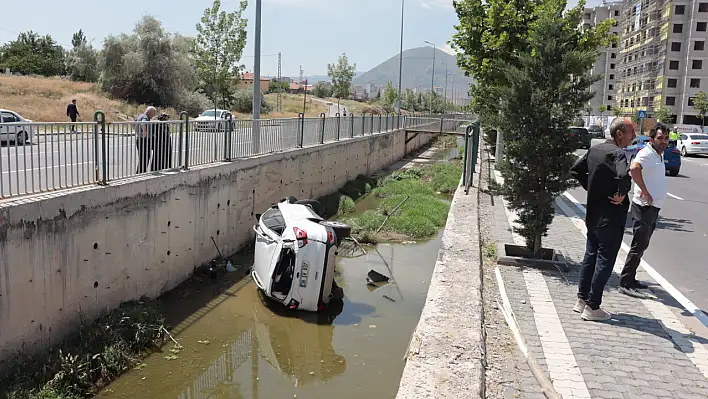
[193,0,249,109]
[66,29,98,82]
[493,0,613,256]
[653,106,672,123]
[692,91,708,129]
[596,105,606,116]
[72,29,87,48]
[268,80,289,93]
[312,82,333,98]
[0,31,65,76]
[402,89,418,111]
[611,105,623,117]
[327,54,356,99]
[382,81,398,113]
[100,16,200,108]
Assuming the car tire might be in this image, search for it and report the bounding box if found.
[295,199,323,215]
[319,220,352,239]
[681,146,688,157]
[16,131,28,146]
[669,168,680,177]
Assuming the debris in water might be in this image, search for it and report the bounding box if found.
[226,261,237,272]
[197,340,210,345]
[383,295,396,302]
[402,241,416,245]
[368,270,390,283]
[309,371,315,375]
[369,325,377,329]
[164,354,179,360]
[135,363,148,370]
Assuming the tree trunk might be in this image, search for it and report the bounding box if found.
[532,234,542,259]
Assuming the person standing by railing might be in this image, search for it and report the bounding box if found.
[67,99,80,133]
[136,106,157,174]
[152,113,173,171]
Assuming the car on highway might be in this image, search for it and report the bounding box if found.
[587,125,605,139]
[675,133,708,156]
[625,135,681,176]
[194,109,231,132]
[570,126,592,149]
[0,109,34,145]
[252,197,349,312]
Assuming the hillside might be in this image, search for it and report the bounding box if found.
[354,47,473,95]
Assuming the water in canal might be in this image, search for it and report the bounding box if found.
[98,233,442,399]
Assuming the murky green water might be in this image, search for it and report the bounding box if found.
[97,234,441,399]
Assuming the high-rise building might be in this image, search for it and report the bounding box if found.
[615,0,708,124]
[582,2,623,114]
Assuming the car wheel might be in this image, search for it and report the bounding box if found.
[16,131,28,146]
[295,199,323,215]
[681,146,688,157]
[669,168,680,176]
[319,220,352,239]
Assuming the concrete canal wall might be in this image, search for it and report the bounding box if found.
[0,128,433,366]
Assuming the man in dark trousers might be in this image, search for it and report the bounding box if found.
[570,118,635,321]
[136,106,157,174]
[67,99,80,132]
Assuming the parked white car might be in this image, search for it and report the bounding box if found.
[252,197,350,312]
[676,133,708,156]
[0,109,34,145]
[194,109,231,133]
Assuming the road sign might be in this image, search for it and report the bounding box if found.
[637,110,647,119]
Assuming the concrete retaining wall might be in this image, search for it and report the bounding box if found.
[395,158,484,398]
[0,129,432,365]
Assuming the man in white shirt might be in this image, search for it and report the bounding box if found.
[620,123,669,298]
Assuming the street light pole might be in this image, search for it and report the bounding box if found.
[252,0,262,154]
[396,0,405,113]
[424,41,436,115]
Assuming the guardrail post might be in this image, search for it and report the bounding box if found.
[462,124,472,187]
[350,113,355,138]
[93,111,107,184]
[320,113,326,144]
[336,113,341,141]
[439,117,444,134]
[472,122,480,173]
[385,114,389,132]
[178,111,187,167]
[183,113,190,170]
[298,113,305,148]
[371,114,375,134]
[225,113,233,161]
[361,114,366,136]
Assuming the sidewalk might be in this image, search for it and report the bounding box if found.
[479,150,708,399]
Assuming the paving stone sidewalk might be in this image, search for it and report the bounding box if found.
[485,168,708,399]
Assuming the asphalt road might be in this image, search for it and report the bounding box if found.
[570,144,708,312]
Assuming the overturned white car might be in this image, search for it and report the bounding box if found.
[252,197,350,312]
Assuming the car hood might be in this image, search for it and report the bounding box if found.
[194,116,224,121]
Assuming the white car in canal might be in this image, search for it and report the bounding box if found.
[676,133,708,156]
[252,197,350,312]
[0,109,34,145]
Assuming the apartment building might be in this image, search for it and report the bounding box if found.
[582,2,623,114]
[615,0,708,124]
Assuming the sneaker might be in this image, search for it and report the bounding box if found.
[581,307,611,321]
[573,298,586,313]
[634,280,649,290]
[619,286,649,299]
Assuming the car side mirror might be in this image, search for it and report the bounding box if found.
[255,213,262,221]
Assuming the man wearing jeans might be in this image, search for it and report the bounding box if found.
[619,123,669,298]
[570,118,634,321]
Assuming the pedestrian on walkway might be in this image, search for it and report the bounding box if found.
[136,106,157,174]
[619,123,669,298]
[570,118,635,321]
[67,99,80,133]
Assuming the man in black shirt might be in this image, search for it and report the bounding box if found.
[67,99,80,133]
[570,118,635,321]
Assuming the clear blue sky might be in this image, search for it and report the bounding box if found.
[2,0,600,77]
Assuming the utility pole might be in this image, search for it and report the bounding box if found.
[252,0,262,154]
[396,0,405,113]
[277,52,283,113]
[302,79,308,115]
[424,41,436,114]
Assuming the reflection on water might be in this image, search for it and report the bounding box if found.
[98,232,442,399]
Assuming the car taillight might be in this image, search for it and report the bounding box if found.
[691,141,701,145]
[293,227,308,247]
[327,231,335,245]
[288,299,300,310]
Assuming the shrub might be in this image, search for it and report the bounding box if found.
[176,91,212,117]
[232,89,273,114]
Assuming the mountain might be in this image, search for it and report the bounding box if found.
[354,47,473,96]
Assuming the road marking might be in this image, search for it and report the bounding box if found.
[561,191,708,329]
[494,171,589,398]
[667,192,684,200]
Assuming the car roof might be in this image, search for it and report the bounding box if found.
[570,126,588,129]
[0,109,18,113]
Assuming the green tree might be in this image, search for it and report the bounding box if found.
[72,29,87,48]
[596,105,606,115]
[267,80,289,93]
[493,0,613,255]
[67,29,98,82]
[193,0,249,109]
[312,82,333,98]
[382,81,398,113]
[692,91,708,129]
[327,53,356,99]
[653,106,672,123]
[0,31,65,76]
[402,89,418,111]
[611,105,623,117]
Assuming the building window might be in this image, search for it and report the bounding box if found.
[696,41,706,51]
[674,24,684,33]
[693,60,703,69]
[699,22,708,32]
[610,63,616,69]
[700,3,708,12]
[670,60,680,70]
[611,53,616,58]
[612,42,617,48]
[609,84,614,90]
[666,97,676,106]
[691,78,701,88]
[689,97,696,106]
[676,5,686,14]
[584,12,591,19]
[668,78,678,88]
[609,74,615,79]
[671,42,682,51]
[608,95,614,101]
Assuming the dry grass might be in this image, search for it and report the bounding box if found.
[0,75,176,122]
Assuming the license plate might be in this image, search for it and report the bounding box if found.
[299,262,309,287]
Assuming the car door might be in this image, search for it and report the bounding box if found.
[0,112,18,141]
[0,112,6,141]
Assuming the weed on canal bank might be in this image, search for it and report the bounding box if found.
[2,301,166,399]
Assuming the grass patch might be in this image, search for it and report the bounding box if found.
[344,162,463,242]
[3,300,166,399]
[316,174,379,218]
[338,195,355,214]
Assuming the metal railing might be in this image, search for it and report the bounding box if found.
[0,112,471,200]
[462,121,481,194]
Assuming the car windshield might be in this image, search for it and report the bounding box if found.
[201,110,222,118]
[588,125,602,131]
[571,128,588,135]
[689,134,708,140]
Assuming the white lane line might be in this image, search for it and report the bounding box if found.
[667,192,684,200]
[495,171,590,398]
[561,191,708,329]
